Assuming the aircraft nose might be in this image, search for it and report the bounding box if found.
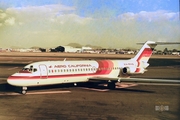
[7,76,12,84]
[7,76,15,86]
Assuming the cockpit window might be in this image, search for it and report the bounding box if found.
[29,65,33,72]
[21,67,37,73]
[33,68,37,72]
[22,68,30,71]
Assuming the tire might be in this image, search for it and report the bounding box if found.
[22,90,27,95]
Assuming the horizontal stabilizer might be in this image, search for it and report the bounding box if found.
[137,41,180,45]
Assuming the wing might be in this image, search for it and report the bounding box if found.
[88,77,180,84]
[120,78,180,83]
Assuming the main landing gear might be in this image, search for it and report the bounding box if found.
[21,87,27,95]
[107,78,121,89]
[107,81,116,89]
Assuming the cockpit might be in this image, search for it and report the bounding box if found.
[20,65,38,73]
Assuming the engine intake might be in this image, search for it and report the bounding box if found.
[121,67,136,74]
[122,67,129,74]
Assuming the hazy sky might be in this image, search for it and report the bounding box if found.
[0,0,179,49]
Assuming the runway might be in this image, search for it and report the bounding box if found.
[0,54,180,120]
[0,82,179,120]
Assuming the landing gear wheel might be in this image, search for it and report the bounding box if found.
[108,82,116,89]
[21,87,27,95]
[22,86,27,91]
[74,83,77,86]
[22,90,27,95]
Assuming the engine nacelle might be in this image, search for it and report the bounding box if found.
[121,67,135,74]
[121,67,145,75]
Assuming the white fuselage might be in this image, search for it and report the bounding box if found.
[7,59,139,87]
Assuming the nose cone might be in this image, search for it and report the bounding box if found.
[7,76,14,85]
[7,76,18,86]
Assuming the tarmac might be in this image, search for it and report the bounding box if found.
[0,53,179,120]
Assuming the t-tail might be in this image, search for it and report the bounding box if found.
[133,41,157,64]
[131,41,157,74]
[131,41,180,74]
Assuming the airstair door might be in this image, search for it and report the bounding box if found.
[39,64,48,79]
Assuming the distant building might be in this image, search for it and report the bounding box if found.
[81,47,97,53]
[50,46,82,53]
[63,46,81,53]
[172,52,179,55]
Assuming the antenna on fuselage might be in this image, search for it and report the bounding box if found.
[63,58,66,61]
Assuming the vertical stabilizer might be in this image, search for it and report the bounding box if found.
[133,41,157,63]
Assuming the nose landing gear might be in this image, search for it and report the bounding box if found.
[22,87,27,95]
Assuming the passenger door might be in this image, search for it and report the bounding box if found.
[39,64,48,79]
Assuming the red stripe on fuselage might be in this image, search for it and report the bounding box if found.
[8,73,100,80]
[95,60,113,74]
[8,73,109,80]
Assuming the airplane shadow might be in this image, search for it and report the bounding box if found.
[78,82,155,93]
[0,82,154,94]
[114,88,154,93]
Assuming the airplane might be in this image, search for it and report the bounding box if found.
[7,41,180,94]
